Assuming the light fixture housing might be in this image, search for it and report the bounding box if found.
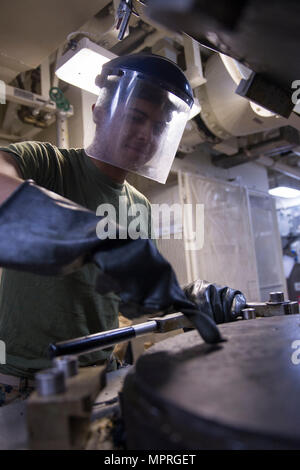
[55,38,117,96]
[269,186,300,198]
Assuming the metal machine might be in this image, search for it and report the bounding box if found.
[16,291,299,450]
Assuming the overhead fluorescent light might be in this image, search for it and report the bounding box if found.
[269,186,300,198]
[55,38,117,96]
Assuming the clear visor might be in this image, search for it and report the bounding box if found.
[85,71,191,184]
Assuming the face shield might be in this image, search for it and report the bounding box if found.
[85,70,192,184]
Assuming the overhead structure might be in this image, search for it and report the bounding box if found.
[145,0,300,96]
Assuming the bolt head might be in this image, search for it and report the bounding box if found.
[269,292,284,303]
[242,308,256,320]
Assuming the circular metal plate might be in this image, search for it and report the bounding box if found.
[122,315,300,449]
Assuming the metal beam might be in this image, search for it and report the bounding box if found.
[5,85,56,112]
[183,36,207,89]
[40,57,51,100]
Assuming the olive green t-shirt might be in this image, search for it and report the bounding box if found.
[0,141,153,379]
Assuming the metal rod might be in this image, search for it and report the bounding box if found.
[56,112,69,148]
[49,320,158,358]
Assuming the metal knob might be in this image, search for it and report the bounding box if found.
[269,292,284,303]
[242,308,256,320]
[284,301,299,315]
[52,355,78,378]
[35,368,66,396]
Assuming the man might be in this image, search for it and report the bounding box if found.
[0,53,196,405]
[0,53,245,407]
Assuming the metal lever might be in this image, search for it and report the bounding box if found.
[48,312,194,358]
[116,0,132,41]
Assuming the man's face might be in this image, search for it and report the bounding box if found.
[109,97,168,171]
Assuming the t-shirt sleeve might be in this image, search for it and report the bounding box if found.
[0,141,60,187]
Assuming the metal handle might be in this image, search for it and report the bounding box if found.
[49,313,194,358]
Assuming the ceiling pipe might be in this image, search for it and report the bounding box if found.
[257,156,300,181]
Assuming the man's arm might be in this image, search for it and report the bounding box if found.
[0,150,24,204]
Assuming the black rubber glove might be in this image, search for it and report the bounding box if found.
[183,279,247,324]
[0,181,224,344]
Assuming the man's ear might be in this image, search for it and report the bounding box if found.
[92,104,105,125]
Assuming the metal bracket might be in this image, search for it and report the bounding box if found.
[243,291,299,319]
[149,312,194,333]
[27,365,106,450]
